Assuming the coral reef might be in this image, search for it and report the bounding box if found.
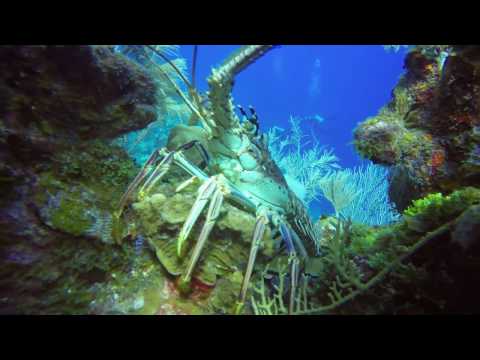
[267,116,339,206]
[127,169,277,314]
[1,44,479,315]
[0,46,161,314]
[287,187,480,314]
[0,139,142,313]
[331,163,400,226]
[341,45,480,313]
[355,46,480,211]
[0,46,158,147]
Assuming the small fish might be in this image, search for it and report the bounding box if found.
[134,235,145,257]
[306,114,325,124]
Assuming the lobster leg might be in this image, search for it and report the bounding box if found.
[139,141,206,198]
[288,251,300,315]
[279,222,300,314]
[117,141,213,216]
[139,150,174,198]
[235,211,269,313]
[117,149,162,216]
[177,177,218,257]
[235,215,304,315]
[180,183,224,289]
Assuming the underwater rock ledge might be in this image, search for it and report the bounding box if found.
[0,45,158,149]
[0,45,159,314]
[354,45,480,212]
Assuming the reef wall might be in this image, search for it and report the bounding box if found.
[355,45,480,211]
[343,45,480,314]
[0,46,159,314]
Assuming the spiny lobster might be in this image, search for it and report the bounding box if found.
[117,45,321,314]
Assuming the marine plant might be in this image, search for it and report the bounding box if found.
[251,265,312,315]
[266,115,398,226]
[331,163,400,226]
[267,115,340,206]
[318,170,361,217]
[251,184,478,315]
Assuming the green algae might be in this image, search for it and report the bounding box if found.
[49,192,92,236]
[404,187,480,230]
[53,140,138,192]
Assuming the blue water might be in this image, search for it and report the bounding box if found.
[180,45,407,169]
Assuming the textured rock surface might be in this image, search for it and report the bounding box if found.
[355,46,480,211]
[0,140,141,314]
[0,46,160,314]
[0,45,157,148]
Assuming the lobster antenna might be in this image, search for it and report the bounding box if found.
[145,45,209,128]
[146,45,193,90]
[153,62,215,133]
[192,45,198,89]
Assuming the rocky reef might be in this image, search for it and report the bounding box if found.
[355,45,480,211]
[309,187,480,314]
[0,46,159,314]
[1,44,479,315]
[340,45,480,314]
